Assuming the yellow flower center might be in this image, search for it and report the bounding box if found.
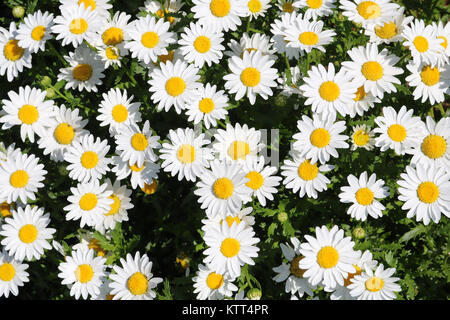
[31,25,46,41]
[131,133,148,151]
[421,135,447,159]
[374,22,397,39]
[245,171,264,190]
[387,124,407,142]
[129,162,145,172]
[361,61,383,81]
[316,246,339,269]
[290,255,307,278]
[344,265,362,287]
[9,170,29,188]
[365,276,384,292]
[78,0,96,10]
[141,179,158,195]
[194,36,211,53]
[355,187,374,206]
[213,177,234,199]
[222,215,242,228]
[310,128,331,148]
[18,224,38,243]
[0,263,15,282]
[74,264,94,283]
[158,50,174,64]
[353,129,370,146]
[248,0,262,13]
[198,98,215,113]
[417,181,439,204]
[210,0,231,17]
[54,123,75,145]
[106,194,121,216]
[357,1,381,20]
[298,31,319,45]
[80,151,99,169]
[88,238,107,257]
[111,104,128,123]
[282,2,294,12]
[73,64,93,81]
[18,104,39,124]
[354,86,367,101]
[306,0,322,9]
[420,65,440,86]
[105,47,120,60]
[165,77,186,97]
[177,144,196,164]
[102,27,124,46]
[141,31,159,48]
[127,272,148,295]
[0,202,13,218]
[437,36,448,49]
[227,140,250,160]
[69,18,88,35]
[240,67,261,87]
[3,39,24,61]
[220,237,240,257]
[297,160,319,181]
[206,272,224,290]
[413,36,429,53]
[79,193,98,211]
[319,81,340,101]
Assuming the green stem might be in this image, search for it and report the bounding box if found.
[47,41,67,65]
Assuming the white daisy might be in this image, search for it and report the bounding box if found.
[364,7,413,44]
[16,10,54,53]
[432,20,450,66]
[270,12,304,59]
[192,263,238,300]
[277,66,304,98]
[59,0,113,20]
[191,0,247,33]
[225,32,277,60]
[111,156,160,190]
[97,46,122,68]
[350,124,375,151]
[347,85,381,118]
[72,230,110,258]
[276,0,297,13]
[201,207,255,233]
[339,0,400,28]
[293,0,336,20]
[139,0,185,25]
[0,249,29,298]
[96,11,131,52]
[245,0,271,20]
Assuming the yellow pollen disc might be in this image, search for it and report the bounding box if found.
[222,216,241,228]
[156,9,175,24]
[227,140,250,160]
[3,39,24,61]
[282,2,294,12]
[0,202,13,218]
[74,264,94,283]
[18,224,38,243]
[437,36,448,49]
[353,129,370,146]
[354,86,367,101]
[106,293,115,300]
[158,50,175,64]
[290,255,307,278]
[417,181,439,204]
[78,0,96,10]
[106,194,121,216]
[213,177,234,199]
[220,237,240,257]
[80,151,99,169]
[54,123,75,145]
[413,36,429,53]
[420,65,440,86]
[310,128,331,148]
[129,162,145,172]
[105,47,120,60]
[177,144,196,164]
[298,31,319,45]
[141,179,158,195]
[193,36,211,53]
[206,272,224,290]
[88,238,107,257]
[165,77,186,97]
[421,135,447,159]
[316,246,339,269]
[387,124,407,142]
[18,104,39,125]
[357,1,381,20]
[375,22,397,39]
[355,187,374,206]
[69,18,88,35]
[127,272,148,295]
[111,104,128,123]
[79,193,98,211]
[73,64,93,81]
[199,98,215,113]
[319,81,340,101]
[245,171,264,190]
[365,276,384,292]
[240,67,261,87]
[297,160,319,181]
[248,0,262,13]
[0,263,15,282]
[344,265,362,287]
[306,0,322,9]
[361,61,383,81]
[141,31,159,48]
[102,27,124,46]
[31,26,46,41]
[9,170,29,188]
[131,133,148,151]
[210,0,231,17]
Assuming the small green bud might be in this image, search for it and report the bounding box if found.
[274,94,288,107]
[46,87,56,99]
[12,6,25,19]
[40,76,52,87]
[352,227,365,240]
[277,211,288,223]
[58,165,69,176]
[247,288,262,300]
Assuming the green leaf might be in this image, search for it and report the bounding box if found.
[399,225,427,243]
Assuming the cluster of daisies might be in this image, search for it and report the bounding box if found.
[0,0,449,301]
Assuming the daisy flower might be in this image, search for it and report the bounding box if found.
[201,207,255,233]
[0,22,32,82]
[96,88,142,137]
[225,32,277,60]
[192,264,238,300]
[148,60,202,114]
[63,179,113,228]
[59,0,113,20]
[293,0,336,20]
[373,105,426,155]
[184,83,229,129]
[97,46,122,68]
[338,171,389,221]
[292,114,349,165]
[397,164,450,225]
[432,21,450,66]
[0,153,47,204]
[109,252,163,300]
[111,156,160,190]
[0,86,56,143]
[270,11,304,59]
[0,205,56,261]
[347,85,380,118]
[72,230,110,258]
[341,43,404,99]
[280,149,334,199]
[178,22,225,68]
[16,10,54,53]
[203,221,260,279]
[37,104,89,162]
[348,263,401,300]
[191,0,247,33]
[114,120,160,168]
[364,7,413,44]
[91,278,114,300]
[160,127,214,182]
[224,50,278,105]
[140,0,185,25]
[276,0,297,13]
[299,62,355,118]
[0,249,29,298]
[350,124,375,151]
[299,225,360,289]
[272,237,316,298]
[64,134,111,184]
[0,142,21,162]
[194,159,252,219]
[277,66,304,98]
[339,0,400,28]
[96,11,131,52]
[58,247,107,300]
[245,0,271,20]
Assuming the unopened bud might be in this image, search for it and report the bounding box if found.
[247,288,262,300]
[12,6,25,19]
